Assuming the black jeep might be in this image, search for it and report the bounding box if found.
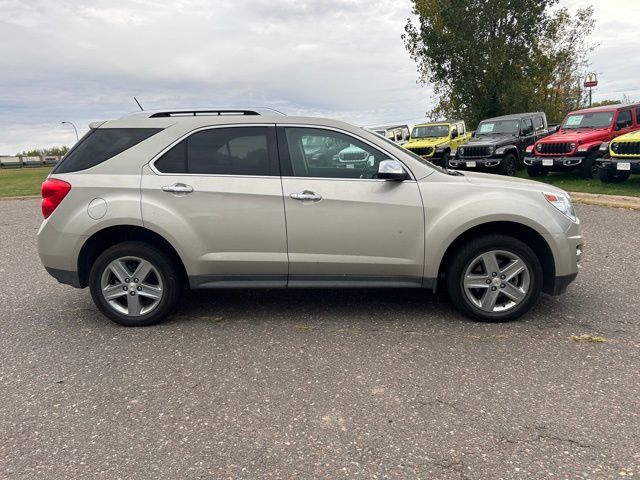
[449,112,552,176]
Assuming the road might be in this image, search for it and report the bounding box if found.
[1,199,638,479]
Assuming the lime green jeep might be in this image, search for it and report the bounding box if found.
[404,120,471,167]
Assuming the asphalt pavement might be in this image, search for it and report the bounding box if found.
[0,198,638,479]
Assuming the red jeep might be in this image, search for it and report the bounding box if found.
[524,104,640,178]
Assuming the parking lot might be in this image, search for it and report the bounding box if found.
[0,198,638,479]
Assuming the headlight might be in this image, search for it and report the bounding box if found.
[487,146,495,154]
[543,192,576,222]
[536,143,542,152]
[599,142,609,152]
[569,143,576,150]
[459,147,465,154]
[611,142,619,153]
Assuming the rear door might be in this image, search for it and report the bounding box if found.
[612,109,634,139]
[520,117,536,154]
[141,125,288,288]
[278,126,425,286]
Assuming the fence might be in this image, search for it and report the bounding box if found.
[0,156,62,169]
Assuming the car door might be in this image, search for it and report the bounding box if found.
[278,126,425,286]
[141,125,288,288]
[612,109,634,139]
[520,118,536,154]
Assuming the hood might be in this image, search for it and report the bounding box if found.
[466,133,517,147]
[612,130,640,142]
[539,128,610,145]
[460,170,567,195]
[406,136,449,148]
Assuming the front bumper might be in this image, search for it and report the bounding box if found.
[524,155,586,170]
[449,157,502,170]
[596,157,640,173]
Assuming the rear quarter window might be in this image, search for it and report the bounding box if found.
[53,128,162,174]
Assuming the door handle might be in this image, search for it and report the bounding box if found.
[162,183,194,194]
[290,191,322,202]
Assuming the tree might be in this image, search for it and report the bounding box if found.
[403,0,596,126]
[17,146,69,156]
[590,99,621,108]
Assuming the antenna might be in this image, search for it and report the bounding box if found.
[134,97,144,111]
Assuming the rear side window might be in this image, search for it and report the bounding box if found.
[154,127,273,176]
[617,110,632,128]
[53,128,162,174]
[535,116,545,131]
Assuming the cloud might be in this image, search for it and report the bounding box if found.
[1,0,636,154]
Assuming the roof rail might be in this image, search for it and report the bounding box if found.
[123,107,286,119]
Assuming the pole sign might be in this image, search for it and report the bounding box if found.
[584,73,598,88]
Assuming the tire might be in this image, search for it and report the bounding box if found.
[598,167,630,184]
[439,151,450,168]
[526,165,548,177]
[89,241,182,327]
[499,153,518,176]
[580,151,600,179]
[446,234,543,322]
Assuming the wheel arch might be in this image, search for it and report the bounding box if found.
[436,221,556,294]
[77,225,188,288]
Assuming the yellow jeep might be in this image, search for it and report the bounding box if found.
[596,129,640,183]
[404,120,471,167]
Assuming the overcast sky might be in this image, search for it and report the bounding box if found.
[1,0,638,154]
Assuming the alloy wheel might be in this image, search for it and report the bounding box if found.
[100,256,164,317]
[462,250,530,313]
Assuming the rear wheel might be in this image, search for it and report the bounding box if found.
[598,167,630,184]
[580,151,600,178]
[499,153,518,176]
[446,235,542,322]
[89,241,181,326]
[526,165,548,177]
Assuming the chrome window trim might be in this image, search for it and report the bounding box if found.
[148,122,417,181]
[278,123,417,181]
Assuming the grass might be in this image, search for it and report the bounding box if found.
[0,165,638,198]
[0,167,52,197]
[515,169,640,197]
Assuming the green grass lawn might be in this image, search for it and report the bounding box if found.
[515,169,640,197]
[0,167,52,197]
[0,165,638,198]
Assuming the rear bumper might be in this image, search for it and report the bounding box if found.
[45,267,82,288]
[524,155,585,170]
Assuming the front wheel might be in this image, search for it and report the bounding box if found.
[499,153,518,176]
[598,167,630,184]
[89,241,182,326]
[580,151,600,179]
[446,235,542,322]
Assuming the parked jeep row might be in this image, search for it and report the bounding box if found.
[387,103,640,182]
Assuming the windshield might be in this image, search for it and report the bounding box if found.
[477,120,520,135]
[412,125,449,138]
[562,112,613,129]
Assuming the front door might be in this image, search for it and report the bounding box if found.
[278,126,425,287]
[141,125,288,288]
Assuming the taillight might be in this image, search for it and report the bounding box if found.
[41,178,71,219]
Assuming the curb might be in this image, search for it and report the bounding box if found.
[569,192,640,211]
[0,195,40,202]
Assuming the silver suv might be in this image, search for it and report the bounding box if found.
[37,108,583,326]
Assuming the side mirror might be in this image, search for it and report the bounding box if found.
[451,130,458,139]
[615,123,623,131]
[377,159,407,181]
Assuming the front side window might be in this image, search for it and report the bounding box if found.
[616,110,632,129]
[284,128,392,179]
[522,118,533,134]
[154,127,272,175]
